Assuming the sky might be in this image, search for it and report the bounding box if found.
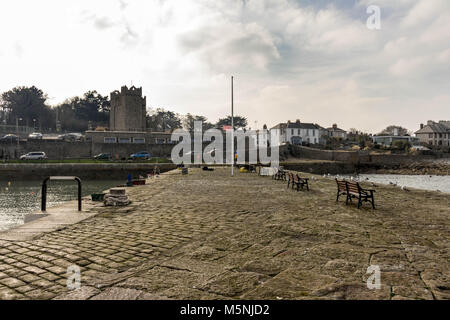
[0,0,449,133]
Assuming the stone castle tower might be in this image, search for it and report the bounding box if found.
[109,86,147,132]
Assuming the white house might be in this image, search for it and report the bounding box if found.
[271,120,320,145]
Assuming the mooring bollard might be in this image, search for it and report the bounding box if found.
[41,176,82,212]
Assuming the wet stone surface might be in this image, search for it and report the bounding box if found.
[0,168,449,300]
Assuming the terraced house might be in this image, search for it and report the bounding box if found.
[415,120,450,147]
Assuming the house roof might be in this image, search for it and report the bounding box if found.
[415,122,450,134]
[287,122,317,129]
[271,122,318,130]
[327,127,346,132]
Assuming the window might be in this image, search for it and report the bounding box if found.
[429,133,433,138]
[291,129,294,135]
[119,138,131,144]
[104,137,117,143]
[133,138,145,144]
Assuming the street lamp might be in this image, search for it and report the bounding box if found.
[16,117,23,134]
[16,117,23,154]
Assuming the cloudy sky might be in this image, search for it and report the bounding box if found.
[0,0,449,133]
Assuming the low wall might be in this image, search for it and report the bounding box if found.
[287,145,359,162]
[0,163,177,180]
[287,145,444,164]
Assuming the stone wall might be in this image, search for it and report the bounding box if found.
[0,163,177,180]
[288,145,445,164]
[0,140,174,160]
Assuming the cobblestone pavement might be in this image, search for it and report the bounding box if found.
[0,168,449,300]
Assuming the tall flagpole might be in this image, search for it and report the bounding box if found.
[231,76,234,177]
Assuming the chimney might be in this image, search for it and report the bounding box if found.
[393,128,399,136]
[332,124,337,129]
[296,119,300,124]
[420,123,424,129]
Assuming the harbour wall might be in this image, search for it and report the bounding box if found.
[0,163,177,180]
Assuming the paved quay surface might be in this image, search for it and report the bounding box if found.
[0,167,449,300]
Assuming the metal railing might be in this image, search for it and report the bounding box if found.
[41,176,82,212]
[0,124,35,134]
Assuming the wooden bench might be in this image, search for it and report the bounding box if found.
[287,172,310,191]
[336,179,376,209]
[272,169,286,181]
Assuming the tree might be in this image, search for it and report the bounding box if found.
[183,113,214,132]
[0,86,54,131]
[216,115,248,129]
[72,91,110,123]
[147,108,182,132]
[392,140,411,152]
[378,125,410,136]
[54,91,110,132]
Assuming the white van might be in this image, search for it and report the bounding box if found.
[20,152,47,160]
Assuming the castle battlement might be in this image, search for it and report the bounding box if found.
[109,85,147,132]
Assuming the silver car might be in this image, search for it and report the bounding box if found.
[57,133,85,142]
[28,132,43,140]
[20,152,47,160]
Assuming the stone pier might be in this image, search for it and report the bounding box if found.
[0,168,448,300]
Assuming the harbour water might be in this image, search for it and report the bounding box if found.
[346,174,450,193]
[0,179,123,231]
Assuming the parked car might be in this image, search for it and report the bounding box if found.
[0,134,19,143]
[20,152,47,160]
[28,132,43,140]
[93,153,112,160]
[130,151,151,160]
[57,133,85,142]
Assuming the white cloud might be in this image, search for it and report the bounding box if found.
[0,0,448,133]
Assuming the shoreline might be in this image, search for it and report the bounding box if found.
[355,161,449,176]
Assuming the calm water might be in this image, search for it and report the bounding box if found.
[0,179,123,231]
[345,174,450,193]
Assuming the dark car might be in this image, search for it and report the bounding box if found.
[0,134,19,143]
[93,153,112,160]
[130,151,151,160]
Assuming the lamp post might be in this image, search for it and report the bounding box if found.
[16,117,23,154]
[231,76,234,177]
[16,117,22,134]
